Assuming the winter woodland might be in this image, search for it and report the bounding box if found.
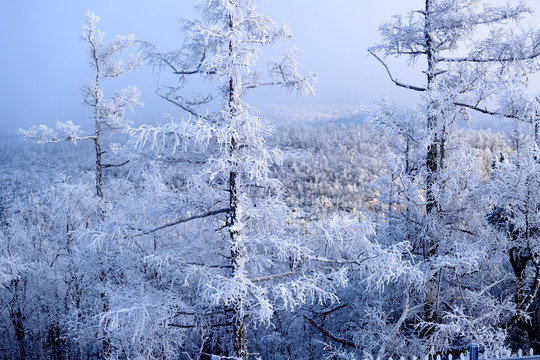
[3,0,540,359]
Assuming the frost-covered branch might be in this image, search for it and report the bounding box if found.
[368,49,427,92]
[155,87,211,119]
[438,53,540,63]
[82,12,142,78]
[19,121,96,144]
[454,100,539,120]
[250,271,303,283]
[133,208,231,236]
[102,160,130,169]
[267,48,317,96]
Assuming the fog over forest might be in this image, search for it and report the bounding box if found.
[2,1,540,359]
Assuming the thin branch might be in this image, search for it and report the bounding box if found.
[157,54,180,73]
[438,53,540,63]
[156,88,211,119]
[173,309,228,317]
[249,255,380,284]
[174,69,217,76]
[250,271,302,283]
[453,101,519,119]
[473,11,528,26]
[308,255,378,267]
[199,353,250,360]
[20,135,97,144]
[244,81,283,90]
[103,160,130,169]
[139,41,181,73]
[185,262,233,269]
[156,90,202,119]
[133,208,231,237]
[172,49,216,76]
[314,303,348,315]
[250,265,340,283]
[368,50,427,92]
[395,50,428,56]
[168,322,231,329]
[304,315,357,348]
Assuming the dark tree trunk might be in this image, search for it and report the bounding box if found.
[94,136,103,200]
[424,0,443,223]
[228,149,248,360]
[10,279,27,360]
[227,13,249,358]
[423,0,445,340]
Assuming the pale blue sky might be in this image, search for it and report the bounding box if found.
[0,1,538,134]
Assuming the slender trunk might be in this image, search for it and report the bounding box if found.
[94,73,104,200]
[100,266,112,358]
[535,117,540,149]
[405,136,411,175]
[89,32,104,201]
[13,307,26,360]
[423,0,444,342]
[91,42,110,358]
[424,0,441,221]
[94,138,103,200]
[229,142,248,360]
[10,279,27,360]
[516,174,539,312]
[227,12,248,359]
[229,160,248,358]
[423,0,446,254]
[230,176,248,359]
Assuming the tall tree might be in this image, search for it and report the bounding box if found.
[369,0,540,354]
[136,0,315,357]
[118,1,388,358]
[370,0,540,247]
[20,12,142,199]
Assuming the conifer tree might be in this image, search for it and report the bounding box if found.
[370,0,540,353]
[20,12,142,199]
[125,1,383,358]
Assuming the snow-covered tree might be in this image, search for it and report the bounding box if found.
[128,1,320,357]
[370,0,540,242]
[19,12,142,199]
[369,0,540,353]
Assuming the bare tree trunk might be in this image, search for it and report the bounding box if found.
[94,94,103,201]
[89,35,104,201]
[94,137,103,200]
